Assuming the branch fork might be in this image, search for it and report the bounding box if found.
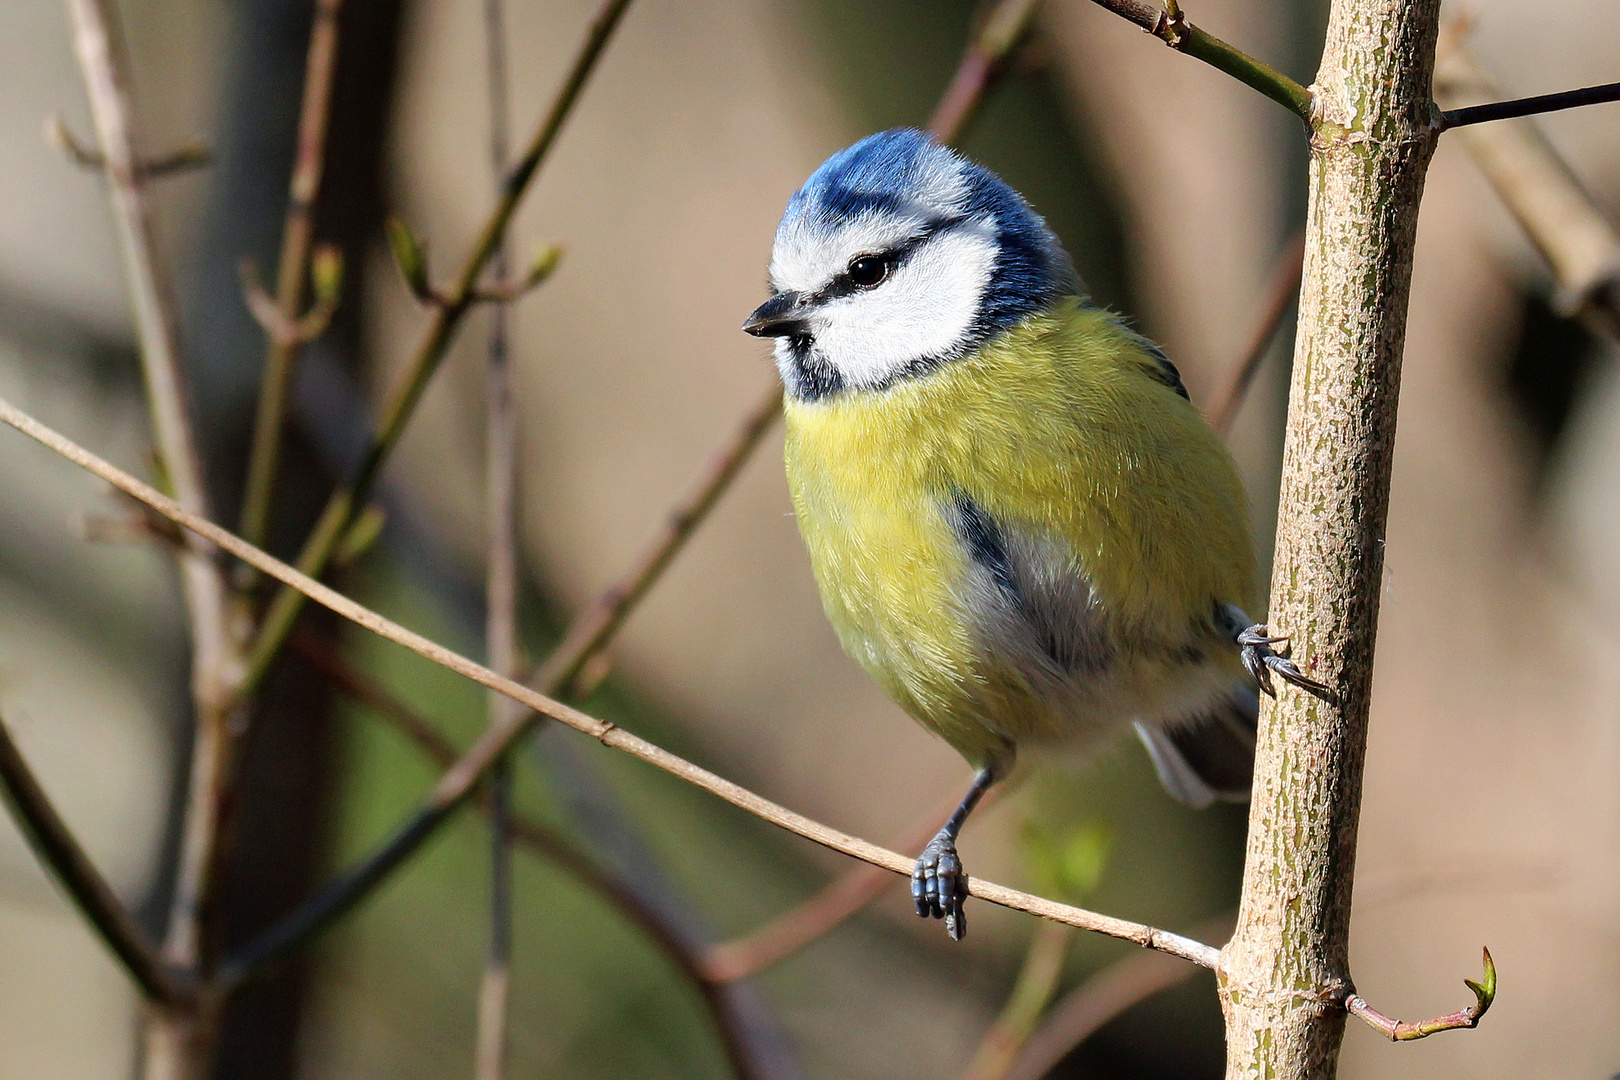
[239,246,344,347]
[45,114,210,180]
[386,218,562,308]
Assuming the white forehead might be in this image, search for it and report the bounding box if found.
[769,152,972,295]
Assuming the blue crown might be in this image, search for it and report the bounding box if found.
[780,129,1075,337]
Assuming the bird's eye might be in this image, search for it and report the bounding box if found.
[847,254,891,289]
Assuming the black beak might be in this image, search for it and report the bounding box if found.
[743,292,808,337]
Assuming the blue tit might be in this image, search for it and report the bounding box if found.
[745,128,1325,940]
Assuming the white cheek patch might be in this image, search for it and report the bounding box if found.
[810,224,998,388]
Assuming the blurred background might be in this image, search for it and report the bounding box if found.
[0,0,1617,1077]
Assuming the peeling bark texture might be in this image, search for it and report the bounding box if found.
[1217,2,1443,1078]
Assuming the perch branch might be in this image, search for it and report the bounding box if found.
[1341,949,1495,1041]
[237,0,346,554]
[242,0,634,694]
[0,395,1222,983]
[0,708,191,1005]
[1080,0,1312,121]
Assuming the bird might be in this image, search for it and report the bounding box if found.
[744,128,1327,940]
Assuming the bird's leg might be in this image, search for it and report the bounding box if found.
[1221,604,1335,702]
[913,763,1001,941]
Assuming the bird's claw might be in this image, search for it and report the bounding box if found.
[1238,624,1335,702]
[912,830,968,940]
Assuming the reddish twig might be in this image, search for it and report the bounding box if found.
[927,0,1045,144]
[1206,230,1306,436]
[1342,949,1496,1041]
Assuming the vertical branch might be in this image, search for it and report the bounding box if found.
[1217,2,1443,1077]
[63,1,242,1075]
[476,0,518,1073]
[238,0,345,552]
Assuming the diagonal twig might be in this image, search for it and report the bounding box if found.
[289,632,771,1080]
[927,0,1044,145]
[0,395,1222,983]
[1206,229,1306,435]
[1080,0,1311,121]
[242,0,635,696]
[0,707,191,1005]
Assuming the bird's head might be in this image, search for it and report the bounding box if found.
[746,128,1075,401]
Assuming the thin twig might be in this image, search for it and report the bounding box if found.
[1001,913,1235,1080]
[63,0,241,988]
[1206,229,1306,435]
[1341,949,1496,1041]
[0,395,1223,981]
[1440,80,1620,132]
[237,0,346,555]
[927,0,1045,145]
[531,381,781,697]
[476,0,518,1073]
[1080,0,1312,121]
[242,0,635,696]
[0,708,191,1005]
[288,630,771,1080]
[1434,36,1620,341]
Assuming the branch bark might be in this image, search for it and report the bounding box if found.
[1216,2,1445,1076]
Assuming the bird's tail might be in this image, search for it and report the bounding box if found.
[1133,685,1259,810]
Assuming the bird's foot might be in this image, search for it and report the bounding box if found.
[1238,624,1335,702]
[913,829,968,940]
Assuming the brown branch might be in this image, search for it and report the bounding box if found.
[1080,0,1312,121]
[242,0,634,695]
[1206,230,1306,436]
[927,0,1045,145]
[62,13,242,1068]
[1341,949,1496,1041]
[0,707,191,1005]
[477,0,519,1071]
[1001,913,1234,1080]
[288,631,772,1080]
[532,381,782,697]
[238,0,345,555]
[0,394,1223,978]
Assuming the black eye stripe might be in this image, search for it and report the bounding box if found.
[807,214,968,304]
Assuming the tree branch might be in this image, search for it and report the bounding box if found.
[1439,80,1620,132]
[0,395,1222,982]
[1206,230,1305,436]
[237,0,346,555]
[1080,0,1312,121]
[927,0,1044,146]
[0,707,191,1005]
[1214,2,1493,1075]
[241,0,635,695]
[1341,949,1495,1041]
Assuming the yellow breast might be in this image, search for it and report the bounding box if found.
[783,300,1258,764]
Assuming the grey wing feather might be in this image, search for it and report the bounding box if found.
[1135,685,1259,808]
